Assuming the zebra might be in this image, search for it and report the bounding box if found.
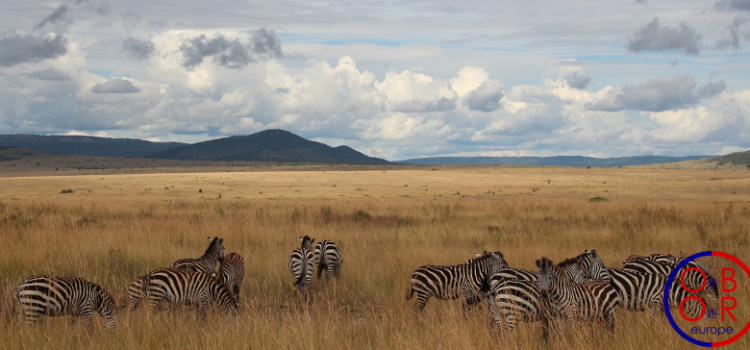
[170,236,225,274]
[536,257,621,333]
[314,240,343,280]
[486,257,586,296]
[486,278,556,340]
[289,236,315,303]
[14,275,117,331]
[406,250,509,312]
[622,258,718,301]
[142,268,237,323]
[217,252,245,297]
[127,275,147,311]
[576,249,666,320]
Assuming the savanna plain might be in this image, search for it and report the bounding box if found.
[0,165,749,350]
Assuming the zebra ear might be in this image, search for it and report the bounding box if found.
[546,259,553,268]
[311,238,315,245]
[474,253,481,258]
[590,249,597,256]
[299,236,303,242]
[219,238,224,244]
[207,236,212,241]
[535,259,542,268]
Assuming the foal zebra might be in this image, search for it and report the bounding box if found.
[289,236,315,303]
[170,236,225,274]
[314,240,343,280]
[142,268,237,323]
[406,250,509,311]
[15,275,117,330]
[576,249,666,320]
[536,257,621,333]
[217,252,245,297]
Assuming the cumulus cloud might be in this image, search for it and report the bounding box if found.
[564,71,591,90]
[715,0,750,11]
[122,37,155,60]
[587,74,699,112]
[715,18,750,50]
[90,79,141,93]
[179,29,282,70]
[33,5,70,31]
[0,34,67,67]
[395,97,456,113]
[27,67,71,81]
[696,81,727,98]
[464,79,505,112]
[627,18,703,55]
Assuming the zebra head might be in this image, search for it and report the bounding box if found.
[206,236,225,263]
[576,249,612,282]
[299,235,315,251]
[95,285,118,331]
[536,257,555,292]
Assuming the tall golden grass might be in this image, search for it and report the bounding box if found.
[0,167,748,349]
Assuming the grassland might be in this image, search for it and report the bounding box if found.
[0,166,748,350]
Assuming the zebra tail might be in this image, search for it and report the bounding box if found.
[405,285,415,300]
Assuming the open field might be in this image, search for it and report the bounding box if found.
[0,166,749,350]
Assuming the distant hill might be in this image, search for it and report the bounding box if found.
[397,155,710,167]
[0,134,186,158]
[710,150,750,166]
[146,129,390,165]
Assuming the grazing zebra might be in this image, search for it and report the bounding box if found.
[406,250,509,312]
[217,252,245,297]
[486,278,556,340]
[576,249,666,320]
[314,240,343,280]
[536,257,621,333]
[170,236,225,274]
[289,236,315,303]
[14,275,117,331]
[127,275,147,311]
[622,258,718,300]
[142,268,237,323]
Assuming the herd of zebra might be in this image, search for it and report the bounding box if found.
[407,249,718,339]
[13,235,342,330]
[12,233,713,340]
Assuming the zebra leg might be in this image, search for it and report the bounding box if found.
[80,310,94,332]
[326,265,335,280]
[412,291,429,312]
[70,316,77,330]
[604,311,615,334]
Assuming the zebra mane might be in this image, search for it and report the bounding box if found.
[204,237,223,255]
[466,250,503,265]
[556,257,579,268]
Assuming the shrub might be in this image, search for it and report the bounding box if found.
[589,196,608,202]
[60,189,74,194]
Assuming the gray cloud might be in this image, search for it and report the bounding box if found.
[0,34,68,67]
[715,0,750,11]
[179,29,282,70]
[564,71,591,90]
[33,5,70,31]
[627,18,702,55]
[697,80,727,98]
[715,17,750,50]
[122,37,155,60]
[395,97,456,113]
[464,80,505,112]
[27,67,71,81]
[122,11,141,30]
[587,74,699,112]
[90,79,141,93]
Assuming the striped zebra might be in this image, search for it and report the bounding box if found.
[486,278,556,340]
[142,268,237,323]
[406,250,509,312]
[170,236,225,274]
[576,249,666,320]
[217,252,245,297]
[314,240,343,280]
[127,275,146,311]
[487,258,586,295]
[536,257,621,333]
[289,236,315,303]
[622,258,718,300]
[14,275,117,331]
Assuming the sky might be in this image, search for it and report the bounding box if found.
[1,1,750,160]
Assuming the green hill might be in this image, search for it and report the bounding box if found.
[710,150,750,166]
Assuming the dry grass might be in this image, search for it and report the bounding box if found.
[0,166,749,349]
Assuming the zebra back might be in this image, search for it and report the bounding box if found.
[144,268,237,322]
[170,236,225,274]
[15,275,117,330]
[314,240,343,280]
[289,247,314,302]
[217,252,245,297]
[407,250,508,311]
